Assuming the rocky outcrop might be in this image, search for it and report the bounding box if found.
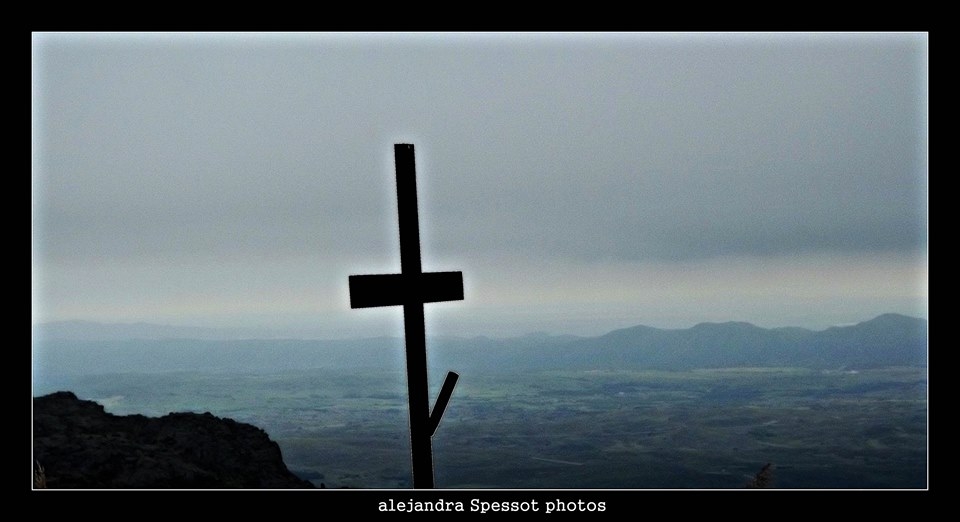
[33,391,314,489]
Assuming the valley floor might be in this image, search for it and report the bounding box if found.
[34,366,927,489]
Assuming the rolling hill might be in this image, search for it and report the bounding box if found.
[33,314,927,379]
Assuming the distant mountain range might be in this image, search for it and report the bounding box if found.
[430,313,927,372]
[33,314,926,378]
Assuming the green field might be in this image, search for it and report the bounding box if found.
[35,366,927,489]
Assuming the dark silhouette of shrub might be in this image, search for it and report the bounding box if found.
[746,463,774,488]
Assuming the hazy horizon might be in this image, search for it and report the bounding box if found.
[33,310,925,342]
[32,32,928,340]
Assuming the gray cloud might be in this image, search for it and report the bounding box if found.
[32,33,927,332]
[35,34,926,262]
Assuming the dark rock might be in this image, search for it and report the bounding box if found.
[33,391,314,489]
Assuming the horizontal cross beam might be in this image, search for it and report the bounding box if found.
[348,271,464,309]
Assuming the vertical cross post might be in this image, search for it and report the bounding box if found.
[348,144,464,489]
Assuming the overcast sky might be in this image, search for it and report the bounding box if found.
[32,32,928,338]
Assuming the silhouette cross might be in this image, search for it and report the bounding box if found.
[348,144,463,489]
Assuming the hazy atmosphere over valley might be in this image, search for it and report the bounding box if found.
[32,32,928,339]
